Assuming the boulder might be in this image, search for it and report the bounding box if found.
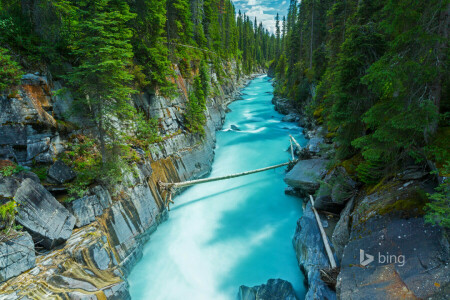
[331,197,355,261]
[0,232,36,283]
[0,171,40,198]
[337,180,450,299]
[47,160,76,184]
[314,195,345,214]
[337,217,449,300]
[238,279,297,300]
[70,195,109,228]
[14,178,76,249]
[26,138,50,161]
[306,137,324,154]
[282,114,297,122]
[293,202,337,300]
[284,159,328,195]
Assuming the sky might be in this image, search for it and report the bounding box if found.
[232,0,291,34]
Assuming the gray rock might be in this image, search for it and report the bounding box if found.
[48,275,97,292]
[102,281,131,300]
[14,178,76,249]
[47,160,76,184]
[293,202,337,300]
[91,185,112,209]
[0,172,40,198]
[34,152,53,164]
[90,243,111,270]
[314,195,345,214]
[238,279,297,300]
[26,138,50,161]
[67,292,97,300]
[307,137,324,154]
[231,124,241,131]
[0,125,27,146]
[21,74,47,86]
[0,232,36,283]
[0,145,17,161]
[284,159,328,195]
[70,195,106,227]
[331,197,355,261]
[337,217,449,300]
[282,114,297,122]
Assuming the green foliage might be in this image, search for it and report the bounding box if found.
[278,0,448,189]
[425,163,450,228]
[130,0,175,95]
[30,165,49,181]
[60,135,102,199]
[185,73,207,134]
[0,200,20,234]
[60,134,141,201]
[0,47,22,93]
[0,163,25,177]
[65,0,138,164]
[128,112,162,150]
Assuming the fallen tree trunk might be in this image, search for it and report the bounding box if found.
[159,160,296,190]
[289,134,302,151]
[309,195,337,268]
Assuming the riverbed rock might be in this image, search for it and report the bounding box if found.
[0,232,36,283]
[272,96,292,115]
[306,137,324,154]
[231,124,241,131]
[284,159,328,195]
[282,114,297,122]
[293,202,337,300]
[14,178,76,249]
[47,160,76,184]
[238,279,297,300]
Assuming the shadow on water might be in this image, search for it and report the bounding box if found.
[170,179,261,212]
[128,75,307,300]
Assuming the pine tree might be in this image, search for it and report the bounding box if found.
[130,0,174,95]
[67,0,136,163]
[0,47,22,94]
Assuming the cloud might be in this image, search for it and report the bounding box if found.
[233,0,290,34]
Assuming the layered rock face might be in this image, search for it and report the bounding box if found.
[0,64,259,298]
[0,232,35,283]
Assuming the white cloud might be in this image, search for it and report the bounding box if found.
[233,0,290,34]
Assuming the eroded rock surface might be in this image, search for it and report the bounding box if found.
[14,178,76,249]
[337,180,450,299]
[239,279,298,300]
[0,232,36,283]
[47,160,77,184]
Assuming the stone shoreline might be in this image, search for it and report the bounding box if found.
[0,65,264,298]
[273,94,449,300]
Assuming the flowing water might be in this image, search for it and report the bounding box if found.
[128,75,307,300]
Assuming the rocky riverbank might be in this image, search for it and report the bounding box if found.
[0,63,263,298]
[273,95,450,300]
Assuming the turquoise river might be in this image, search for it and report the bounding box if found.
[128,75,308,299]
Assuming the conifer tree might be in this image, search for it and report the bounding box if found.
[67,0,136,163]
